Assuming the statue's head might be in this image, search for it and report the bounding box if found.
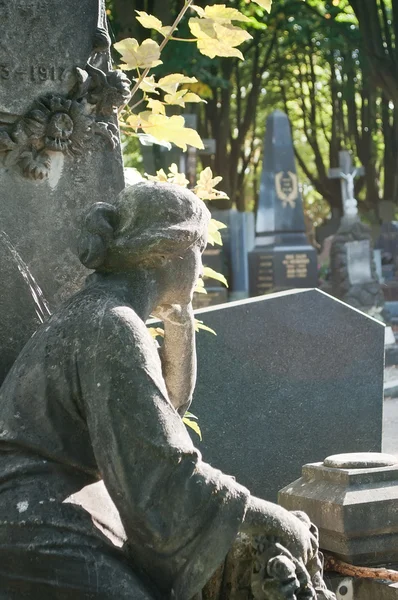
[78,181,211,304]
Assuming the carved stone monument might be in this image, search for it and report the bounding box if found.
[328,151,383,311]
[0,181,335,599]
[248,110,318,297]
[0,0,128,382]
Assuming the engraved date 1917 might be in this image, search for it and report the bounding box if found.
[0,64,68,83]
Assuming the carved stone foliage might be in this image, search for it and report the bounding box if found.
[0,63,131,181]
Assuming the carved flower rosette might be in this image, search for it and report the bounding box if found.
[0,65,131,182]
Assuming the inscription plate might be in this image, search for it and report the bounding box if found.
[0,0,98,114]
[347,240,373,285]
[248,250,274,296]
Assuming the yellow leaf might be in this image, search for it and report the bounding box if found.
[183,92,206,103]
[137,75,159,94]
[141,114,204,151]
[114,37,162,70]
[164,89,189,107]
[214,23,252,47]
[126,112,151,130]
[135,11,173,37]
[188,19,251,60]
[251,0,272,12]
[194,319,217,336]
[207,218,226,246]
[158,73,198,95]
[194,277,207,294]
[203,266,228,287]
[147,98,166,115]
[201,4,251,23]
[183,417,202,440]
[168,163,189,187]
[148,326,164,339]
[194,167,229,200]
[145,169,168,182]
[135,11,161,31]
[211,218,227,230]
[182,81,213,99]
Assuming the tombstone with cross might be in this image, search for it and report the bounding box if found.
[327,151,383,311]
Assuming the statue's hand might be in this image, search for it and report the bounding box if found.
[152,302,194,326]
[242,497,318,566]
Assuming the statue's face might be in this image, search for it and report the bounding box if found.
[156,236,206,307]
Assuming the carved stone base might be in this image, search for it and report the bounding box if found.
[330,218,384,311]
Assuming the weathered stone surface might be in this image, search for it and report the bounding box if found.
[279,452,398,566]
[193,289,384,501]
[0,0,125,382]
[330,219,383,312]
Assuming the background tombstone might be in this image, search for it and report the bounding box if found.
[248,110,318,297]
[328,151,383,311]
[0,0,126,382]
[192,289,384,501]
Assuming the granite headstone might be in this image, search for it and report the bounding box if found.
[192,289,384,501]
[248,110,318,296]
[0,0,127,382]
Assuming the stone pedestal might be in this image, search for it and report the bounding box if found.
[279,452,398,566]
[330,219,384,311]
[248,235,318,296]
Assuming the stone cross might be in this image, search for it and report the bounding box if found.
[328,151,365,218]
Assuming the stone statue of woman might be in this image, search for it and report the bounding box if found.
[0,182,330,599]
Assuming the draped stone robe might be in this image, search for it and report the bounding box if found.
[0,280,248,599]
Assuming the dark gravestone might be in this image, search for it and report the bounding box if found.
[248,110,318,297]
[193,289,384,501]
[0,0,126,382]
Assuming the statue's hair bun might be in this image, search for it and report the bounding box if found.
[78,202,119,269]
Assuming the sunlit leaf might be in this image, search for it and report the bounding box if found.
[194,167,229,200]
[135,11,172,36]
[114,38,162,70]
[251,0,272,13]
[147,98,166,115]
[191,4,251,23]
[189,18,251,60]
[182,81,213,99]
[158,73,198,95]
[145,168,168,182]
[141,114,204,151]
[183,417,202,440]
[203,266,228,288]
[126,112,151,130]
[183,92,206,103]
[194,319,217,336]
[137,75,159,94]
[168,163,189,186]
[207,218,227,246]
[137,134,171,149]
[184,411,198,420]
[148,326,164,339]
[194,277,207,294]
[164,89,189,107]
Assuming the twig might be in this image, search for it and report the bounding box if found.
[324,553,398,582]
[129,0,195,101]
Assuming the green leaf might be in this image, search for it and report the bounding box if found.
[183,417,202,440]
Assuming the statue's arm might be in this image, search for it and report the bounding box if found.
[76,309,248,597]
